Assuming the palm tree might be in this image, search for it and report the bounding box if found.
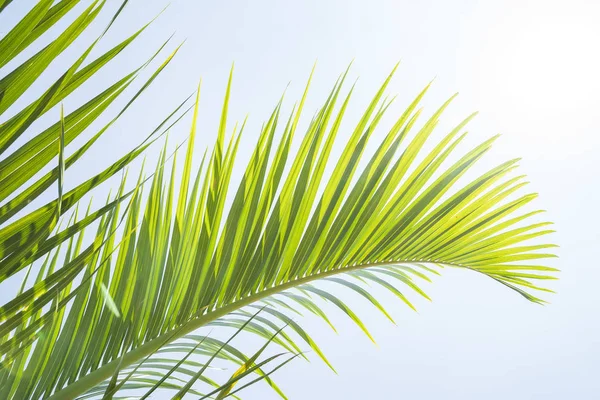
[0,2,557,399]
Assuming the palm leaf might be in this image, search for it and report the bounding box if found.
[0,0,188,284]
[1,65,557,399]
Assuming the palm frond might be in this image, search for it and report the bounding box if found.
[1,65,557,399]
[0,0,188,283]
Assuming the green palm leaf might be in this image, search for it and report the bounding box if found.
[0,64,557,399]
[0,0,190,285]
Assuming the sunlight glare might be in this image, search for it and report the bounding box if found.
[473,2,600,157]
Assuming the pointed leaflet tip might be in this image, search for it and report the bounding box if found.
[158,3,172,19]
[388,61,400,78]
[217,66,234,145]
[195,79,202,104]
[175,39,186,52]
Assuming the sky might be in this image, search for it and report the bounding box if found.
[2,0,600,399]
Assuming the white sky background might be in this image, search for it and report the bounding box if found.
[2,0,600,398]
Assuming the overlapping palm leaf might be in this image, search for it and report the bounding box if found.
[0,0,189,284]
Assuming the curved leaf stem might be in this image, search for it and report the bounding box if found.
[48,258,444,399]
